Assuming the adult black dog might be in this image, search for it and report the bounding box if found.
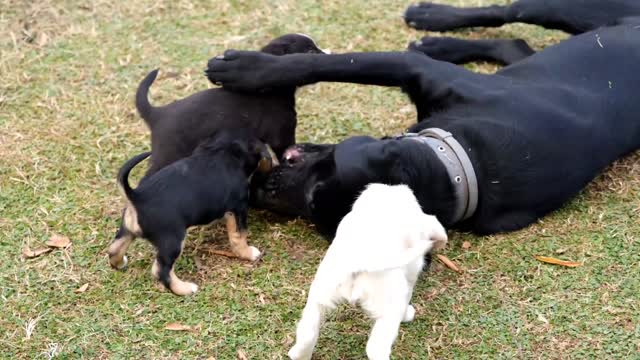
[206,23,640,239]
[403,0,640,65]
[136,34,324,177]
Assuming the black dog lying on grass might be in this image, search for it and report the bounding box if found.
[404,0,640,65]
[206,23,640,239]
[108,130,275,295]
[135,33,325,177]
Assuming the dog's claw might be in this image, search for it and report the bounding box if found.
[215,54,224,60]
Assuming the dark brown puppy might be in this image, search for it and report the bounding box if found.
[136,34,325,177]
[108,129,275,296]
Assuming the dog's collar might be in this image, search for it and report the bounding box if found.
[401,128,478,224]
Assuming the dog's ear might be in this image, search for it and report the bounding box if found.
[334,136,401,189]
[255,143,278,173]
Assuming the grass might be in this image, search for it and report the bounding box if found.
[1,0,638,358]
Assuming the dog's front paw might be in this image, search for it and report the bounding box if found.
[205,50,279,92]
[408,37,458,61]
[288,344,313,360]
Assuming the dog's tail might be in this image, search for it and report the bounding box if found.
[355,217,448,273]
[117,151,152,201]
[135,69,159,127]
[381,240,437,272]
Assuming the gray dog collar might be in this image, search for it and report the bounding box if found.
[403,128,478,223]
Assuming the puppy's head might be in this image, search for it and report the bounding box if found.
[251,139,278,174]
[197,130,277,176]
[260,33,327,56]
[227,132,278,175]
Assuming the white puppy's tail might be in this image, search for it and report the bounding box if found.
[358,215,448,273]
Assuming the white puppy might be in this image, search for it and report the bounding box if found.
[288,183,448,360]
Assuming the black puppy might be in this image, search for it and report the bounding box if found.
[403,0,640,65]
[136,33,324,177]
[206,23,640,239]
[108,130,274,295]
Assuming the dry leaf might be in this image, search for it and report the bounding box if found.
[75,283,89,293]
[46,234,71,249]
[258,293,266,305]
[237,349,248,360]
[164,322,192,331]
[436,254,462,273]
[537,312,550,325]
[22,247,52,258]
[534,255,582,268]
[208,249,240,259]
[462,241,471,249]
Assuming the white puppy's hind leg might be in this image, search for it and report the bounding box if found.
[288,300,327,360]
[365,312,404,360]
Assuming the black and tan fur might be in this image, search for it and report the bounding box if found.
[108,130,275,295]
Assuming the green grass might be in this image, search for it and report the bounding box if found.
[1,0,639,358]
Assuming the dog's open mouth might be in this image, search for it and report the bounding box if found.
[283,146,304,165]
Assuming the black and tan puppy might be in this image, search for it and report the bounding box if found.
[136,34,325,177]
[108,130,274,296]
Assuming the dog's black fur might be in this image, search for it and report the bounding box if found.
[206,23,640,239]
[404,0,640,65]
[136,34,324,177]
[108,129,273,295]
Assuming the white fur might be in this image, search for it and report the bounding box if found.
[288,184,448,360]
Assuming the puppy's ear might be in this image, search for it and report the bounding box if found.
[334,136,401,189]
[255,143,278,173]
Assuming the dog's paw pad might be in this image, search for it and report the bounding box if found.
[403,304,416,322]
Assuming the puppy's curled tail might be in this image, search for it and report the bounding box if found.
[135,69,159,126]
[117,152,151,201]
[381,240,436,272]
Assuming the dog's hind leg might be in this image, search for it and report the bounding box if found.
[108,206,142,270]
[365,311,405,360]
[152,231,198,296]
[288,300,328,360]
[409,36,535,65]
[108,226,135,270]
[365,276,412,360]
[224,211,261,261]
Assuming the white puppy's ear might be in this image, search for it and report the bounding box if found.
[421,214,448,251]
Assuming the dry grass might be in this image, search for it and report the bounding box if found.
[1,0,638,358]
